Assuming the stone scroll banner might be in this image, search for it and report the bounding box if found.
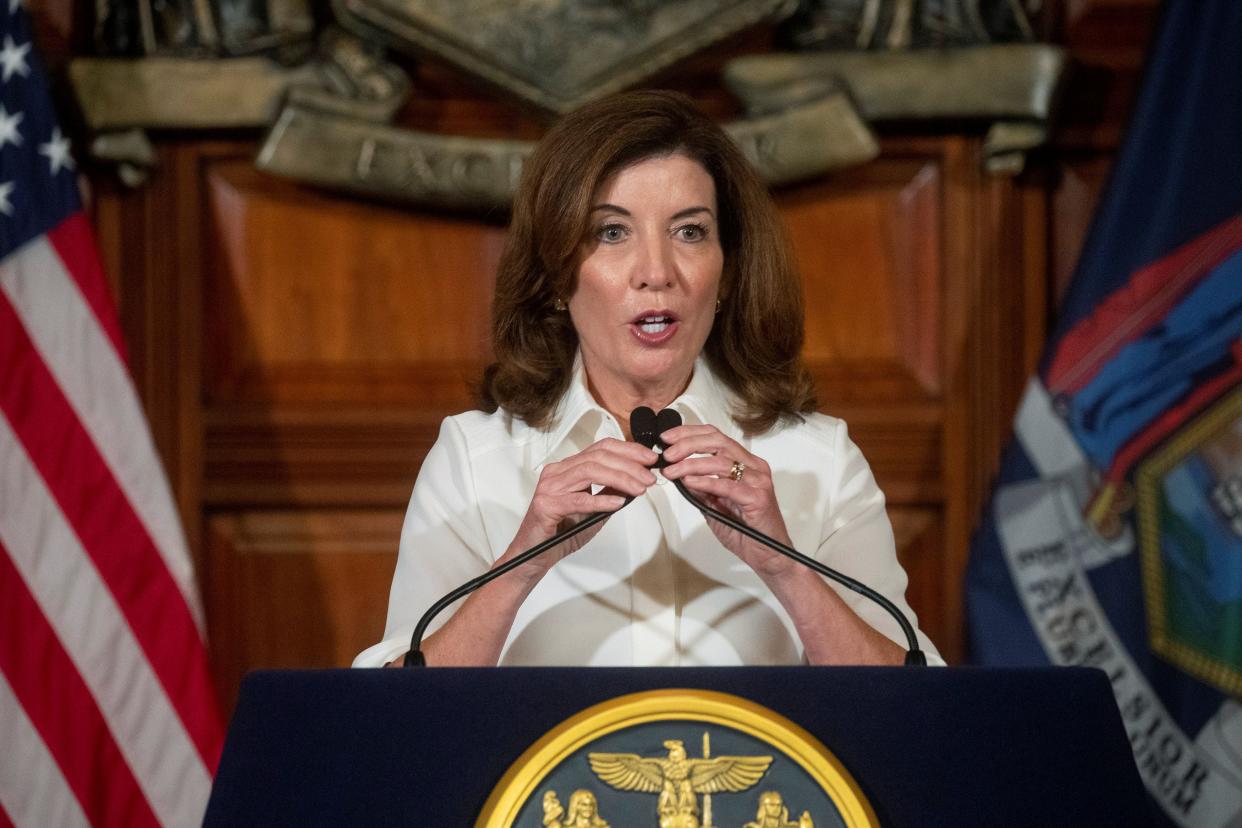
[69,29,411,132]
[255,90,878,212]
[726,45,1066,122]
[724,44,1067,173]
[70,58,322,130]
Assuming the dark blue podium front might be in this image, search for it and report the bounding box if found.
[204,666,1151,827]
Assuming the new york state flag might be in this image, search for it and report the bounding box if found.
[966,1,1242,826]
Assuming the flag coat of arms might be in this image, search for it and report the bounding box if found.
[0,3,222,826]
[966,1,1242,826]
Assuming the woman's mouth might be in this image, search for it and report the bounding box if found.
[638,316,672,334]
[630,311,679,344]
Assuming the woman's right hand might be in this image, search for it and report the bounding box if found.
[502,437,659,582]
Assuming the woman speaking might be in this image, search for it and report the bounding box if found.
[355,90,942,668]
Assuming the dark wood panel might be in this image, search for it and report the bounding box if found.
[203,407,439,508]
[24,0,82,67]
[890,508,950,661]
[1054,0,1161,149]
[203,160,506,405]
[1051,154,1114,300]
[91,143,210,558]
[832,403,943,506]
[205,510,403,716]
[938,137,1050,656]
[780,157,942,399]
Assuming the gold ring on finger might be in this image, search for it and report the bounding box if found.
[729,461,746,482]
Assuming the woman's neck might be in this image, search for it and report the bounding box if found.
[584,367,694,441]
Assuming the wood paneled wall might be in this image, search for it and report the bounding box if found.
[31,0,1161,715]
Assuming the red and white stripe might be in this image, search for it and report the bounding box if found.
[0,216,222,826]
[3,216,205,630]
[0,672,90,828]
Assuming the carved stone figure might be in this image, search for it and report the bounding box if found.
[779,0,1041,50]
[332,0,796,113]
[96,0,211,56]
[94,0,313,59]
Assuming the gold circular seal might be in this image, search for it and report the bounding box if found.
[475,688,878,828]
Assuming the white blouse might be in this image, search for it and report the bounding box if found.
[354,358,942,667]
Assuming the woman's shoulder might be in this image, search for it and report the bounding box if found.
[753,410,849,457]
[438,407,542,458]
[755,411,883,507]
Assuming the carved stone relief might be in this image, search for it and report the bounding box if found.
[779,0,1042,50]
[725,41,1064,174]
[69,0,1064,199]
[255,89,877,211]
[331,0,798,114]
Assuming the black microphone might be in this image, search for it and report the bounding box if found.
[631,405,660,450]
[647,407,928,666]
[403,409,656,666]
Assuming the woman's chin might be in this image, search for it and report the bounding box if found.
[617,351,695,388]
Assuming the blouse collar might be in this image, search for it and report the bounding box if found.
[535,351,743,466]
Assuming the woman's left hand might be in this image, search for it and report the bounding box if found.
[659,424,795,581]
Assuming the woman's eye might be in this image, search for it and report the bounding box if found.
[597,224,628,243]
[676,223,709,242]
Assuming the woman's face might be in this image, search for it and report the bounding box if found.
[568,153,723,402]
[572,792,596,815]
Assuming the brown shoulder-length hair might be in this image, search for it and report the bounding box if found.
[480,89,816,435]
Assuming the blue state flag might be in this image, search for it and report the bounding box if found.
[965,1,1242,825]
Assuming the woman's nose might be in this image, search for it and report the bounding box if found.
[630,237,676,290]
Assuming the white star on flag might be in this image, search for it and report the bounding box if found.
[0,104,22,149]
[0,180,14,215]
[1,34,31,82]
[38,127,73,174]
[8,0,23,15]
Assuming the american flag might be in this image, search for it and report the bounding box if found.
[0,3,222,826]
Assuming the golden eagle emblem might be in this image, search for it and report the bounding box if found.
[588,738,772,828]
